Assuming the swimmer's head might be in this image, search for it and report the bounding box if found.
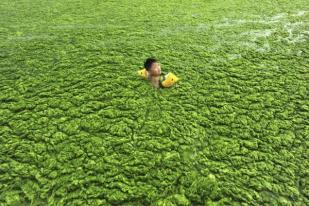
[144,57,161,77]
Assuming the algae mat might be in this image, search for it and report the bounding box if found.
[0,0,308,205]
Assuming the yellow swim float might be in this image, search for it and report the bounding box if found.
[138,68,179,88]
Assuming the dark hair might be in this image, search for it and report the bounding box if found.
[144,57,157,71]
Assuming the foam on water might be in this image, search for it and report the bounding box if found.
[241,29,273,38]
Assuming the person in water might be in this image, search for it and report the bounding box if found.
[144,57,166,88]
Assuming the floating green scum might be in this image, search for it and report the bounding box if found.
[0,0,308,205]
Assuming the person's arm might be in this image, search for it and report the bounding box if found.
[159,74,165,88]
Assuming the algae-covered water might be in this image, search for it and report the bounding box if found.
[0,0,308,205]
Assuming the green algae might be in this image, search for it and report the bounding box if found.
[0,0,308,205]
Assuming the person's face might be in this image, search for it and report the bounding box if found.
[150,62,161,76]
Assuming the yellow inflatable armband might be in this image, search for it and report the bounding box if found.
[161,72,179,88]
[138,68,148,78]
